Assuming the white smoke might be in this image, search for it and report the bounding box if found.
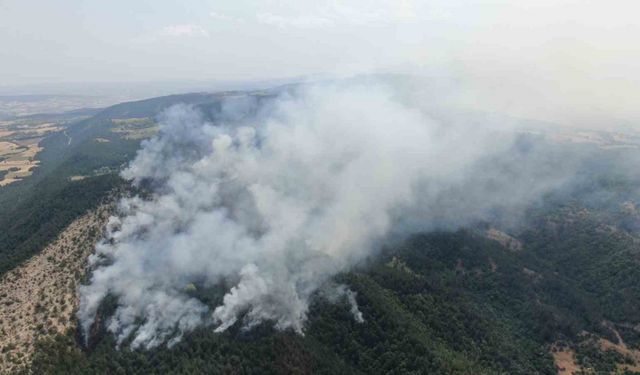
[78,80,579,349]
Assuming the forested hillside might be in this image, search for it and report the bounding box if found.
[2,90,640,374]
[0,91,269,276]
[23,196,640,374]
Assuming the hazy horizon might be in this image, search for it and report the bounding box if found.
[3,0,640,127]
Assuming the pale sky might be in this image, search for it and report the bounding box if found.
[1,0,639,127]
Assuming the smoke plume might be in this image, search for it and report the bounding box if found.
[78,80,583,348]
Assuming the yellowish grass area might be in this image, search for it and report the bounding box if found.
[597,325,640,373]
[110,117,158,140]
[551,344,580,375]
[0,205,111,373]
[113,126,159,140]
[13,123,62,136]
[552,324,640,375]
[0,121,13,139]
[0,130,14,138]
[0,122,63,139]
[0,121,65,186]
[485,228,523,251]
[0,142,42,186]
[0,141,21,155]
[111,117,150,124]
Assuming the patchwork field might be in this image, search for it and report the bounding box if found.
[0,120,66,186]
[0,95,113,118]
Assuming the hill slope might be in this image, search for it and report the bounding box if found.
[19,200,640,375]
[2,89,640,374]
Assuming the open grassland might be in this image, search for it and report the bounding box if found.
[551,343,580,375]
[0,205,111,374]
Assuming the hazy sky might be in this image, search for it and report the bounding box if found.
[1,0,639,126]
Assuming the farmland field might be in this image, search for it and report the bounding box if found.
[0,121,64,186]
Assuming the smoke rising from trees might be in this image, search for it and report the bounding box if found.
[78,80,592,348]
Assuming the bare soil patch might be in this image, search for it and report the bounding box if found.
[551,343,580,375]
[485,228,523,251]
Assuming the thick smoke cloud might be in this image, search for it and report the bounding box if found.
[78,80,582,348]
